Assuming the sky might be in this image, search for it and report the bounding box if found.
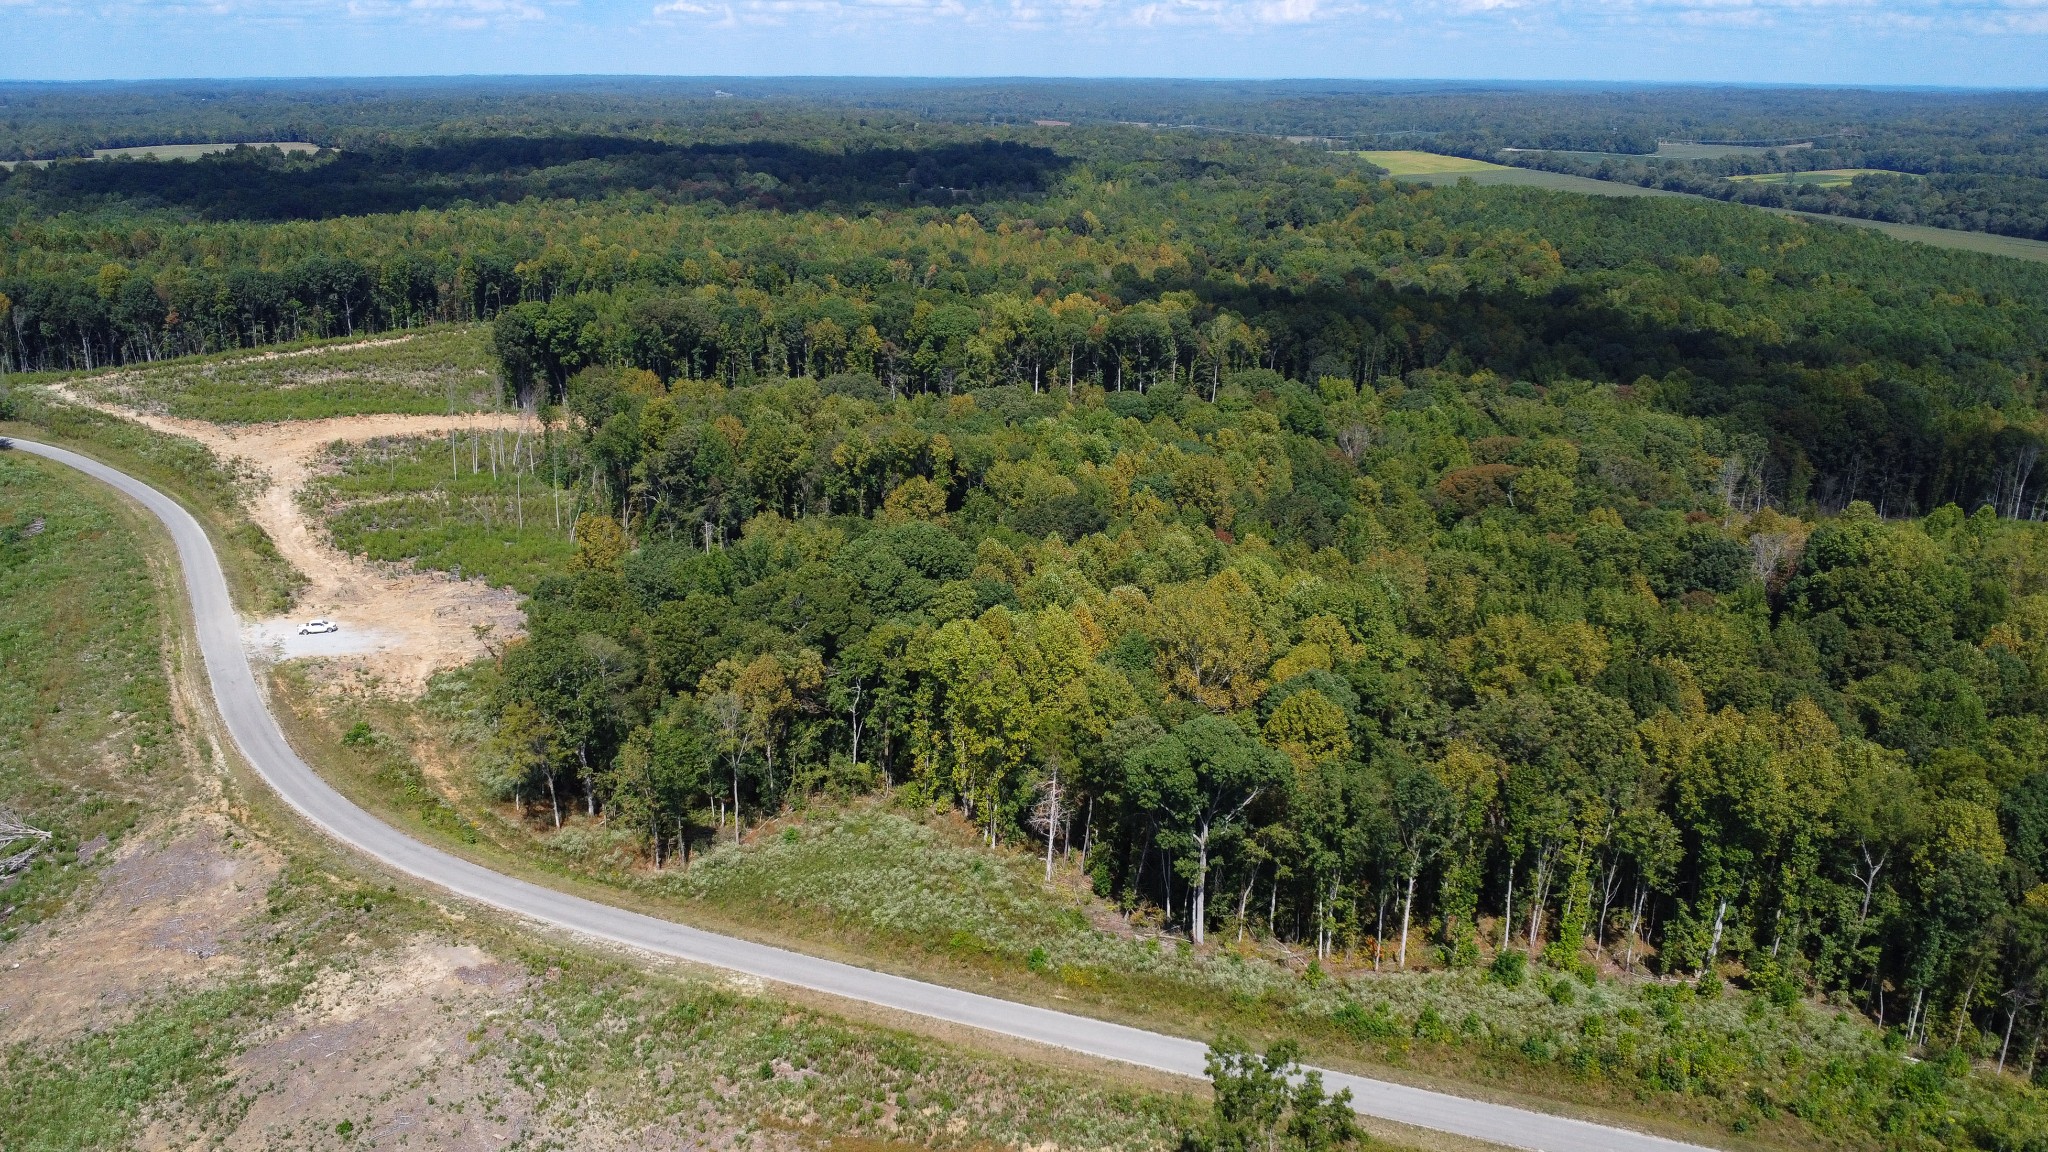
[4,0,2046,85]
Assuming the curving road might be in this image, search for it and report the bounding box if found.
[13,436,1717,1152]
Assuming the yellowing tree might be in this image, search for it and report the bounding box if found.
[1153,570,1272,712]
[735,649,824,800]
[569,513,629,572]
[1264,689,1352,767]
[882,476,948,522]
[923,615,1035,841]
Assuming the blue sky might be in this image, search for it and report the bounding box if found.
[6,0,2046,84]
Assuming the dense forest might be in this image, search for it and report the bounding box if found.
[12,87,2048,1100]
[484,338,2048,1082]
[0,136,1068,221]
[8,79,2048,239]
[7,120,2048,519]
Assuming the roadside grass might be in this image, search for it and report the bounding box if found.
[304,433,577,592]
[0,451,182,938]
[282,662,2048,1152]
[654,808,2048,1152]
[0,449,338,1152]
[0,442,1216,1152]
[513,946,1199,1152]
[66,323,498,424]
[2,393,302,613]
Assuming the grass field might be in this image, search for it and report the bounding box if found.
[1357,150,1512,176]
[1357,150,2048,264]
[1356,150,1687,197]
[69,324,499,423]
[1777,209,2048,262]
[1728,169,1909,189]
[0,451,181,938]
[1,142,318,169]
[1654,141,1814,159]
[1501,142,1815,161]
[92,142,318,160]
[1,397,302,613]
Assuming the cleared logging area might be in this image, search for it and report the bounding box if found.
[70,324,499,423]
[304,430,576,592]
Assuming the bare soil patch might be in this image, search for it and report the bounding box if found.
[220,938,541,1152]
[0,814,280,1045]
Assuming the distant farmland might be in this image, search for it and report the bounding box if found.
[1500,141,1815,161]
[91,141,319,161]
[1354,150,2048,264]
[1728,168,1911,189]
[1354,150,1688,197]
[0,142,319,169]
[1356,150,1506,176]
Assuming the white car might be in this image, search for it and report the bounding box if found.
[297,618,339,635]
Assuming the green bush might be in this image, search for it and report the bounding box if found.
[1487,949,1528,987]
[1413,1004,1452,1043]
[1331,1000,1399,1041]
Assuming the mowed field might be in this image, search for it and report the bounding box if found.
[1358,150,2048,264]
[1499,141,1815,161]
[1782,211,2048,261]
[1729,168,1910,188]
[1356,150,1689,197]
[1,142,319,169]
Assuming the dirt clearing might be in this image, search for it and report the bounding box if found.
[0,815,281,1045]
[43,385,528,692]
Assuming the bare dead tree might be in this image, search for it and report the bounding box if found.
[1029,763,1063,884]
[1335,423,1375,463]
[1750,532,1792,589]
[2007,443,2041,520]
[0,808,51,875]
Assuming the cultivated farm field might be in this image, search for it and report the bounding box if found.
[1728,169,1911,189]
[1355,150,1686,196]
[1359,151,2048,261]
[90,141,319,160]
[1500,142,1815,161]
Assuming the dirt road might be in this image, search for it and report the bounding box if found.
[46,385,528,691]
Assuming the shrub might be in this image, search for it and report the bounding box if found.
[1488,949,1527,987]
[1331,1001,1399,1041]
[1413,1004,1452,1043]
